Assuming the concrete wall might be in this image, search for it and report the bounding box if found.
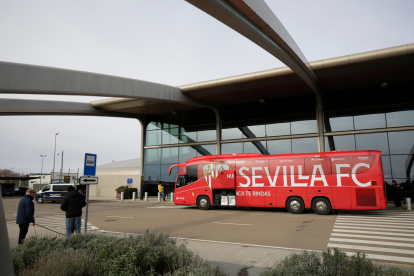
[89,162,141,198]
[89,174,141,198]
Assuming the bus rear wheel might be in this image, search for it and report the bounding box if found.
[312,197,331,215]
[286,197,304,214]
[197,196,211,210]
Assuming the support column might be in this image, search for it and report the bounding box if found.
[213,107,222,155]
[137,117,147,200]
[315,93,325,152]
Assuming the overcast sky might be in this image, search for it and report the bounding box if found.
[1,0,413,175]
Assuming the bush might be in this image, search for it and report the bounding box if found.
[12,230,227,276]
[259,248,414,276]
[115,186,138,199]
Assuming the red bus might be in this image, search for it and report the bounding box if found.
[168,150,386,215]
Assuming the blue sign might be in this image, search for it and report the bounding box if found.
[127,178,133,184]
[84,153,97,176]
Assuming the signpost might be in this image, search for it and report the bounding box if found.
[82,153,97,234]
[80,176,99,185]
[127,178,133,184]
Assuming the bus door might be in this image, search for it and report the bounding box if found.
[235,160,268,207]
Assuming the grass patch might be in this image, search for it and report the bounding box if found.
[12,230,226,276]
[259,248,414,276]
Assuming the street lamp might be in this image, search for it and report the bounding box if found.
[57,151,64,182]
[40,155,47,186]
[52,133,59,182]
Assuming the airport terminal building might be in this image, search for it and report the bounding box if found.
[136,44,414,198]
[1,1,413,199]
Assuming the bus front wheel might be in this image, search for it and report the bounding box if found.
[197,196,211,210]
[312,197,331,215]
[286,197,304,214]
[36,197,44,204]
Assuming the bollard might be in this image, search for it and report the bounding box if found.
[158,192,161,202]
[132,192,136,201]
[144,192,148,201]
[406,197,412,210]
[121,192,124,201]
[171,192,174,202]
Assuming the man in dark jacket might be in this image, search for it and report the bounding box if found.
[60,186,86,237]
[16,189,36,244]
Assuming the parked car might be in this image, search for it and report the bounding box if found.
[14,186,30,196]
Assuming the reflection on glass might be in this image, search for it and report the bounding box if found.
[292,137,318,153]
[325,135,356,152]
[144,165,160,181]
[146,130,161,146]
[388,131,414,154]
[162,128,179,145]
[196,144,217,156]
[179,146,197,163]
[161,147,179,164]
[328,116,354,132]
[354,113,386,130]
[291,120,317,134]
[386,110,414,128]
[266,122,290,137]
[222,127,243,140]
[355,133,389,154]
[381,155,392,179]
[163,122,178,129]
[145,149,161,165]
[180,127,197,143]
[160,165,179,182]
[147,122,161,131]
[242,125,266,138]
[267,139,292,155]
[390,155,414,179]
[198,129,216,142]
[243,141,266,154]
[222,143,243,154]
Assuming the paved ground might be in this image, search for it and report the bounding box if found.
[3,196,414,275]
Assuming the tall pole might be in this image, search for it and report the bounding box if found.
[0,195,15,276]
[40,155,46,185]
[59,151,64,182]
[84,184,90,234]
[53,133,59,182]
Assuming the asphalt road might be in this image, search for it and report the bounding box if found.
[3,196,336,251]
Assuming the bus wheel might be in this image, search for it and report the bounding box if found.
[286,197,304,214]
[197,196,211,210]
[37,197,44,204]
[312,197,331,215]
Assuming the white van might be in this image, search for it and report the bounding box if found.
[35,183,76,204]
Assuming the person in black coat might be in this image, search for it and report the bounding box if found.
[393,180,403,208]
[60,186,86,237]
[16,189,36,244]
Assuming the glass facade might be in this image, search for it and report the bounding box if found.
[144,97,414,198]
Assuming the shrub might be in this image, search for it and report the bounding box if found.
[115,186,138,199]
[12,230,227,276]
[259,248,414,276]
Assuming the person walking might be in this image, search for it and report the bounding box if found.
[393,180,403,208]
[16,189,36,244]
[158,183,166,201]
[60,186,86,237]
